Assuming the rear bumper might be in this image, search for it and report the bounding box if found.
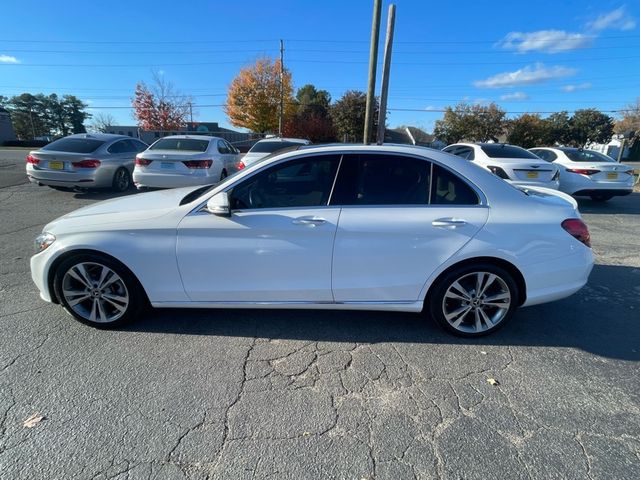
[133,171,217,189]
[521,247,594,307]
[508,179,560,190]
[26,164,115,188]
[571,188,633,197]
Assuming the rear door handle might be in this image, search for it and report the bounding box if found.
[293,216,327,226]
[432,218,467,228]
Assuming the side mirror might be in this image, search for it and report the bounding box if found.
[206,192,231,217]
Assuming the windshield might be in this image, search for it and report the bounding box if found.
[249,140,305,154]
[42,137,105,153]
[564,149,616,163]
[150,138,209,152]
[480,144,540,159]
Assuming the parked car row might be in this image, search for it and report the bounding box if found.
[443,142,636,202]
[26,133,312,192]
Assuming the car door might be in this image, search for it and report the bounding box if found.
[176,153,342,302]
[330,154,489,303]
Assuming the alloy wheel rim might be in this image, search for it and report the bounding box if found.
[116,170,130,191]
[442,271,511,334]
[61,262,129,323]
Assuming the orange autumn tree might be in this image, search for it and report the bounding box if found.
[225,58,295,134]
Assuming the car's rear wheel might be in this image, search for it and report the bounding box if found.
[428,264,518,337]
[53,253,144,328]
[590,194,613,202]
[220,169,228,181]
[112,168,132,192]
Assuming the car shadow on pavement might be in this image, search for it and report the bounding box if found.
[127,264,640,361]
[72,188,139,201]
[577,192,640,215]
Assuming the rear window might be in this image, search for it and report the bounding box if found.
[42,137,105,153]
[150,138,209,152]
[563,149,616,163]
[480,144,540,159]
[249,141,305,154]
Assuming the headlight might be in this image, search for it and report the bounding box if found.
[34,232,56,253]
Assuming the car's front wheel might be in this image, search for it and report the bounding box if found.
[428,264,518,337]
[53,253,145,328]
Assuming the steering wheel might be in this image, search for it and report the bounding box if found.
[249,188,266,208]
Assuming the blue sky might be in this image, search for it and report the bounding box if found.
[1,0,638,133]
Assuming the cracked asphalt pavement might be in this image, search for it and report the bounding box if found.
[1,149,639,479]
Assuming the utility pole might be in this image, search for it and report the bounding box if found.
[188,102,193,125]
[364,0,382,144]
[279,39,284,137]
[376,4,396,145]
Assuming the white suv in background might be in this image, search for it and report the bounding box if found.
[242,137,311,167]
[443,143,560,190]
[529,147,636,202]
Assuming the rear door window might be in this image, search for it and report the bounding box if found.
[430,164,479,205]
[330,154,431,206]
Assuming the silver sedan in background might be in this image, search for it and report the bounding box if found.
[26,133,148,192]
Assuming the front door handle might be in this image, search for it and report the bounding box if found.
[432,218,467,228]
[293,216,327,226]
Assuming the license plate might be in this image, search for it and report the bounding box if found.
[606,172,618,179]
[161,162,175,169]
[49,161,64,170]
[526,171,539,179]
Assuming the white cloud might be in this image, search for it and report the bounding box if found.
[561,82,592,92]
[587,6,636,31]
[500,91,529,101]
[0,55,19,64]
[499,30,592,53]
[474,63,576,89]
[424,105,440,111]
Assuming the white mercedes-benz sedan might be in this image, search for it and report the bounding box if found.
[528,147,636,201]
[31,144,594,337]
[443,142,560,190]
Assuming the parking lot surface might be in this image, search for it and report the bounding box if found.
[1,149,639,479]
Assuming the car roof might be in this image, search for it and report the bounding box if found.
[67,133,134,141]
[256,137,310,144]
[154,135,222,141]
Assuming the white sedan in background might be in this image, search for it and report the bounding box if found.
[133,135,244,189]
[443,143,560,189]
[31,144,593,337]
[528,147,636,201]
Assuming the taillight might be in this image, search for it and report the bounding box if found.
[183,160,213,169]
[487,165,509,179]
[237,161,245,170]
[566,168,599,175]
[561,218,591,247]
[72,159,101,168]
[135,157,152,166]
[26,154,40,165]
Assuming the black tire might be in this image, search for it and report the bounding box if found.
[427,263,519,337]
[220,169,228,181]
[112,167,132,192]
[53,253,145,328]
[590,194,613,202]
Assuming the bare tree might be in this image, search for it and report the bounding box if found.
[89,112,116,133]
